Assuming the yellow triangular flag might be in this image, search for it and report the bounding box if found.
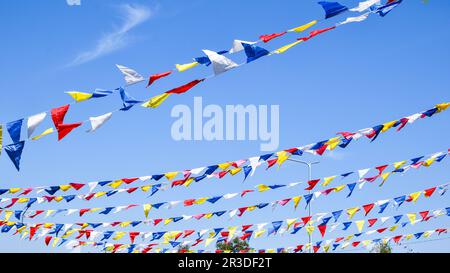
[334,184,346,192]
[229,168,242,175]
[9,188,21,194]
[409,191,422,203]
[31,128,54,141]
[59,185,72,191]
[288,20,318,32]
[4,210,13,222]
[164,172,179,181]
[66,91,93,102]
[393,160,406,170]
[305,225,315,236]
[347,207,360,219]
[141,93,171,108]
[143,204,152,218]
[407,213,416,224]
[218,162,231,170]
[255,229,266,238]
[292,196,302,210]
[194,197,208,205]
[286,218,297,230]
[436,102,450,112]
[141,185,151,192]
[355,220,365,232]
[257,184,271,192]
[164,218,173,225]
[322,176,336,186]
[389,225,398,232]
[120,221,131,228]
[176,61,199,72]
[423,157,436,167]
[326,137,341,150]
[113,231,126,240]
[184,177,194,187]
[110,180,123,189]
[205,237,215,247]
[276,151,290,166]
[381,120,397,132]
[274,40,303,54]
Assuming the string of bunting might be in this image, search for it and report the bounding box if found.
[0,152,447,220]
[0,147,446,201]
[1,182,446,243]
[1,205,446,248]
[0,1,408,171]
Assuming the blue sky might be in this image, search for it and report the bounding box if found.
[0,0,449,253]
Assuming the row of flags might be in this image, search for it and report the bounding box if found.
[1,149,446,207]
[1,182,446,237]
[0,1,405,171]
[1,206,447,246]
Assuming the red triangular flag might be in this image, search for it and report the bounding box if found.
[419,211,429,221]
[424,187,436,197]
[316,144,328,156]
[44,236,52,246]
[363,203,375,216]
[153,219,163,226]
[51,104,70,128]
[375,165,388,174]
[69,183,85,190]
[242,225,253,231]
[313,245,320,253]
[393,235,403,243]
[367,218,378,227]
[122,178,139,184]
[266,158,278,169]
[165,79,204,94]
[318,225,327,238]
[57,122,82,141]
[129,232,140,244]
[352,241,361,247]
[305,179,321,191]
[147,71,172,87]
[260,32,286,43]
[301,216,312,225]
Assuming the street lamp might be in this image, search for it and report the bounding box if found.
[287,158,320,253]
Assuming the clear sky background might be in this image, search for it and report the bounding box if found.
[0,0,449,253]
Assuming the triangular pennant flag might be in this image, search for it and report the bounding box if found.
[259,32,286,43]
[229,40,257,54]
[87,112,113,133]
[116,64,145,85]
[141,93,171,108]
[242,43,270,63]
[6,119,23,143]
[175,61,199,72]
[337,13,370,26]
[273,40,303,54]
[350,0,380,12]
[5,141,25,171]
[119,87,142,111]
[31,127,54,141]
[202,49,239,75]
[56,123,82,141]
[147,71,172,87]
[318,1,349,19]
[51,105,70,128]
[27,113,47,139]
[165,79,204,95]
[288,20,318,32]
[66,91,93,103]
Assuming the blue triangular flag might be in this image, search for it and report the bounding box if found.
[6,119,23,143]
[5,141,25,171]
[119,87,142,111]
[318,1,348,19]
[242,43,270,63]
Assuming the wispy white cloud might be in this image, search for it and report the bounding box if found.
[67,4,152,66]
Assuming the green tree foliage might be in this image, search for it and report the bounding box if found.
[216,237,252,253]
[371,242,392,253]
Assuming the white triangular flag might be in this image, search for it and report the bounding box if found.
[116,64,145,85]
[350,0,380,12]
[358,168,371,179]
[337,13,370,26]
[27,112,47,138]
[202,49,239,75]
[87,112,113,132]
[229,40,257,54]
